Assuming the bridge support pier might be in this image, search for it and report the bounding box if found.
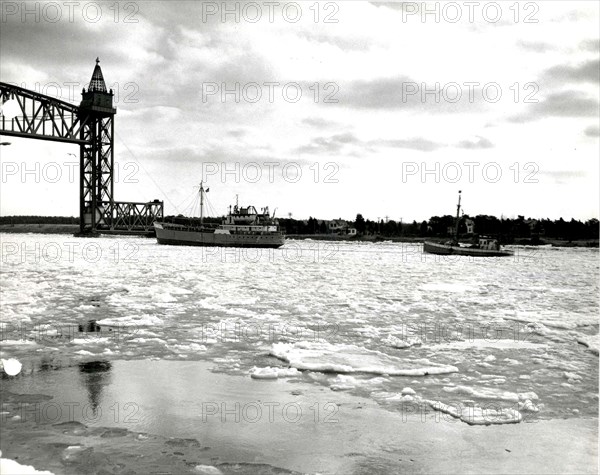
[79,113,114,234]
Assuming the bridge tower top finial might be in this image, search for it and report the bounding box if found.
[88,58,107,93]
[80,58,115,114]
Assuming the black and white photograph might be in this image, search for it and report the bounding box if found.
[0,1,598,474]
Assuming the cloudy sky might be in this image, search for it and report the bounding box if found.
[1,1,598,222]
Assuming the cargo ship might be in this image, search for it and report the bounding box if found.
[423,191,513,257]
[153,182,285,248]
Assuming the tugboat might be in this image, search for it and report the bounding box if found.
[153,182,285,248]
[423,191,513,257]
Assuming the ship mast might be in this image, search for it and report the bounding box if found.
[455,190,462,242]
[199,181,204,225]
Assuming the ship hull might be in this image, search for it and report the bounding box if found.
[154,223,285,248]
[423,241,513,257]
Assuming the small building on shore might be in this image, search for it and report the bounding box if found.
[328,219,348,234]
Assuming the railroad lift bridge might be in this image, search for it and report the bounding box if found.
[0,59,163,234]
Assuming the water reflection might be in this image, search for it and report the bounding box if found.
[78,361,112,415]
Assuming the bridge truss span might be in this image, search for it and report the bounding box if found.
[0,82,89,144]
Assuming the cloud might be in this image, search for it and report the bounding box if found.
[298,132,497,155]
[0,11,167,87]
[556,9,597,23]
[296,133,447,154]
[539,170,586,184]
[532,91,599,117]
[455,136,494,149]
[296,30,372,51]
[580,38,600,52]
[227,129,248,138]
[544,58,600,84]
[296,133,361,154]
[368,2,403,9]
[584,125,600,137]
[372,138,445,152]
[140,143,300,168]
[517,40,555,53]
[302,117,338,128]
[339,76,414,110]
[509,90,599,122]
[339,77,489,114]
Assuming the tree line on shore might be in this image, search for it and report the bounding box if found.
[279,214,599,242]
[1,214,598,242]
[0,215,79,225]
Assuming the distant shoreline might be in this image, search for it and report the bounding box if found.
[1,224,597,247]
[287,234,599,248]
[0,223,80,234]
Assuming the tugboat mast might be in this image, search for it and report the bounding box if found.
[455,190,462,243]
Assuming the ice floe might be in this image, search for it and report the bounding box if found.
[270,342,458,376]
[0,451,54,474]
[383,334,422,349]
[249,366,300,379]
[564,372,583,383]
[97,314,164,327]
[442,385,539,402]
[330,374,359,390]
[0,358,22,376]
[576,335,599,356]
[426,400,523,425]
[0,340,37,346]
[194,466,223,475]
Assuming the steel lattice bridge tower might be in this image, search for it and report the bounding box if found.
[0,59,163,234]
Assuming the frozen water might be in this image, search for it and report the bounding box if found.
[0,235,598,422]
